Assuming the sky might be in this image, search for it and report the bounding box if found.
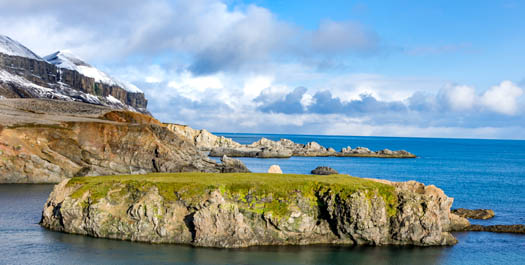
[0,0,524,139]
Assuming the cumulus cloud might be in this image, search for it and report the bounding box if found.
[0,0,382,74]
[481,81,523,115]
[439,84,476,111]
[1,0,524,139]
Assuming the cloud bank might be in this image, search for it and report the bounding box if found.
[1,0,524,139]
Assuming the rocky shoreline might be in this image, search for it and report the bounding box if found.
[0,99,248,183]
[40,173,457,248]
[165,124,416,159]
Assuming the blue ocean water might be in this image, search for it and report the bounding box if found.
[1,135,524,265]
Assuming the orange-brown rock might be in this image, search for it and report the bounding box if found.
[0,99,243,183]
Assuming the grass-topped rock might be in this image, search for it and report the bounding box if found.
[41,173,457,248]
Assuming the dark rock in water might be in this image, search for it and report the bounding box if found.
[311,166,339,175]
[464,224,525,234]
[451,208,495,220]
[220,155,251,173]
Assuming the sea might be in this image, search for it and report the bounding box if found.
[1,134,524,265]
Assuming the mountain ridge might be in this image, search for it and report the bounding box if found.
[0,35,147,113]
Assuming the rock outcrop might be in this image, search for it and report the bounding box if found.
[220,155,251,173]
[451,208,495,220]
[0,99,242,183]
[163,124,416,159]
[311,166,339,175]
[447,213,471,231]
[40,173,458,248]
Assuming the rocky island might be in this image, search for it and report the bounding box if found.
[41,173,458,248]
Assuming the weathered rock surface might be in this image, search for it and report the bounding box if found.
[311,166,339,175]
[41,174,458,248]
[220,155,251,173]
[447,213,471,231]
[0,99,244,183]
[267,165,283,174]
[451,208,495,220]
[165,126,417,159]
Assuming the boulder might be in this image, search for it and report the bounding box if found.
[447,213,471,231]
[220,155,250,173]
[311,166,339,175]
[451,208,495,220]
[267,165,282,174]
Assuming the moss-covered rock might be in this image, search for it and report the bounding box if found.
[40,173,457,248]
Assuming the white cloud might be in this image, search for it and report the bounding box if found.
[481,81,523,115]
[442,84,476,111]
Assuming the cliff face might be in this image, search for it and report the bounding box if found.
[0,99,246,183]
[40,173,457,248]
[0,53,147,113]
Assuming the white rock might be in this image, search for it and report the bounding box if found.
[267,165,283,174]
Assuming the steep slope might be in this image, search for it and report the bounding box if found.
[0,99,247,183]
[0,35,42,60]
[44,51,142,93]
[0,35,147,113]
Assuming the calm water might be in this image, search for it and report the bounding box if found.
[1,135,525,265]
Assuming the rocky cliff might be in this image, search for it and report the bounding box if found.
[0,36,147,113]
[165,123,416,159]
[0,99,246,183]
[40,173,457,248]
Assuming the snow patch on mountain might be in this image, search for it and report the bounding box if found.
[106,95,122,104]
[44,50,143,93]
[0,35,42,61]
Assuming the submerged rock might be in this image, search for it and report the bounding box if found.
[451,208,495,220]
[464,224,525,234]
[311,166,339,175]
[41,174,458,248]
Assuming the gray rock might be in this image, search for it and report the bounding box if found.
[220,155,251,173]
[311,166,339,175]
[451,208,495,220]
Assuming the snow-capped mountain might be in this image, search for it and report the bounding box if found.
[44,51,142,93]
[0,35,42,61]
[0,35,148,113]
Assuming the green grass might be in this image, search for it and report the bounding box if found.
[67,172,398,218]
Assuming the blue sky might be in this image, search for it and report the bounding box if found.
[0,0,524,139]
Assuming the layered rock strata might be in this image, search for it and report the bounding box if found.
[41,173,457,248]
[0,52,147,113]
[0,99,237,183]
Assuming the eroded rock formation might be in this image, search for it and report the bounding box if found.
[0,99,239,183]
[40,175,458,248]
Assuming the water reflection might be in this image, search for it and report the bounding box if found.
[41,230,446,265]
